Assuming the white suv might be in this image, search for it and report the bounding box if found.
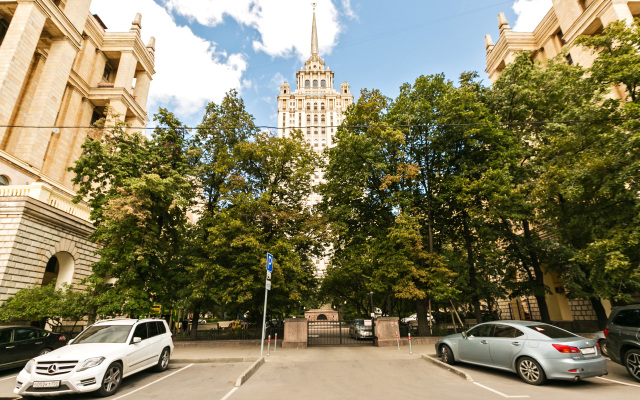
[14,318,173,397]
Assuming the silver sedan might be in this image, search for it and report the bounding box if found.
[435,320,607,385]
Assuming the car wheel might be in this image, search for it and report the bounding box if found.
[440,345,455,365]
[598,339,608,357]
[624,349,640,382]
[38,348,52,356]
[153,347,171,372]
[98,362,122,397]
[517,357,546,385]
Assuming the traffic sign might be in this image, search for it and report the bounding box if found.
[266,271,272,280]
[266,253,273,272]
[266,280,271,290]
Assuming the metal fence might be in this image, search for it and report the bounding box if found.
[172,325,284,341]
[307,320,375,346]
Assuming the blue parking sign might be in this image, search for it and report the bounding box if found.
[266,253,273,272]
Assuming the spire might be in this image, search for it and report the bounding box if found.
[311,3,319,57]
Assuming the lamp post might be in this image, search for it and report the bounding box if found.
[369,292,374,317]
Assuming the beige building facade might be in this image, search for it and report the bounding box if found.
[277,8,353,276]
[0,0,155,302]
[483,0,638,325]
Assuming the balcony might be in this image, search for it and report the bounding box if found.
[0,183,91,221]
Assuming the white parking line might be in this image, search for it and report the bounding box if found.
[596,376,640,388]
[0,375,17,382]
[111,364,193,400]
[473,382,530,398]
[220,387,238,400]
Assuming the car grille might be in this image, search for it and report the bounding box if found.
[26,384,71,393]
[35,361,78,376]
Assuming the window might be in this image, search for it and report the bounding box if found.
[565,53,573,65]
[321,103,325,111]
[0,18,8,47]
[305,80,310,88]
[612,309,640,328]
[0,175,9,186]
[0,329,12,345]
[466,324,493,338]
[525,324,576,338]
[306,115,311,123]
[492,325,524,338]
[148,322,160,337]
[314,103,318,111]
[314,115,318,123]
[156,321,167,334]
[313,80,318,88]
[306,103,310,111]
[132,323,149,341]
[103,63,112,81]
[344,89,347,94]
[14,328,38,342]
[321,115,325,123]
[321,80,326,88]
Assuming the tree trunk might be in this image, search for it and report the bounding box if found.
[190,307,200,340]
[416,298,429,336]
[462,216,483,323]
[522,220,551,322]
[589,297,608,330]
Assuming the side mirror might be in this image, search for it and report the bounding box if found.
[461,331,467,339]
[132,337,142,344]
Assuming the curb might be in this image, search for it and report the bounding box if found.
[421,354,473,381]
[235,357,265,387]
[172,357,259,364]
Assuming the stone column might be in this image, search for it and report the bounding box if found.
[551,0,584,34]
[61,0,92,33]
[114,51,137,93]
[600,1,634,26]
[14,38,79,169]
[373,317,401,347]
[62,97,94,187]
[282,318,308,349]
[133,70,152,110]
[0,1,47,145]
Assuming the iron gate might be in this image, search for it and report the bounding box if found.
[307,320,375,346]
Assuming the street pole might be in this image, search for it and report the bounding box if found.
[260,277,268,357]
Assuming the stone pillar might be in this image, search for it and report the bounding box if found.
[0,1,47,144]
[106,99,129,125]
[14,38,79,169]
[133,70,152,110]
[114,51,137,93]
[373,317,400,347]
[62,97,94,186]
[551,0,584,34]
[62,0,92,32]
[282,318,308,349]
[600,1,634,26]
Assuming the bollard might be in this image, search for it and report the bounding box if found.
[396,332,400,350]
[409,333,412,355]
[274,333,278,352]
[267,334,271,356]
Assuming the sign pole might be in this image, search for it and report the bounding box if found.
[260,253,274,358]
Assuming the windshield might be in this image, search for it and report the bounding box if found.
[73,325,132,344]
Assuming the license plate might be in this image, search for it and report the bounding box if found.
[581,347,596,355]
[33,381,60,388]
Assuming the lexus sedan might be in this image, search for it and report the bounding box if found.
[0,326,66,370]
[14,318,173,397]
[435,320,607,385]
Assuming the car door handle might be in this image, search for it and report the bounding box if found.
[480,340,488,344]
[35,342,43,345]
[511,342,521,346]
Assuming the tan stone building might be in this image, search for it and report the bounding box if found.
[277,8,353,276]
[483,0,640,325]
[0,0,155,302]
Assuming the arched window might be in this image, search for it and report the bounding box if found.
[306,103,311,111]
[306,115,311,123]
[0,175,9,186]
[314,103,318,111]
[321,80,326,88]
[321,103,325,111]
[321,115,325,123]
[305,80,310,88]
[42,252,75,288]
[314,115,318,123]
[313,80,318,88]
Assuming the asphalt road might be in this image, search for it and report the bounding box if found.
[0,348,637,400]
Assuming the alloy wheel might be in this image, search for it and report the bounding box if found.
[519,359,540,383]
[626,351,640,381]
[102,365,122,394]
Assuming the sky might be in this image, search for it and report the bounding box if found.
[90,0,554,130]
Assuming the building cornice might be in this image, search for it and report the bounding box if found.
[102,33,156,75]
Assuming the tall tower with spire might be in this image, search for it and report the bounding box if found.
[276,5,353,276]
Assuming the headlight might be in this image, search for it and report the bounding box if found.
[23,359,35,373]
[77,357,106,372]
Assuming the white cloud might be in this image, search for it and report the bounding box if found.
[341,0,358,20]
[269,72,287,91]
[164,0,345,60]
[90,0,246,120]
[512,0,553,32]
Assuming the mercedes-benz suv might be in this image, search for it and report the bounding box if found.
[14,318,173,397]
[604,304,640,382]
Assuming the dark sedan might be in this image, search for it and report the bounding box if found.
[0,326,66,370]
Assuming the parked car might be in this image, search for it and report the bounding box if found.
[592,330,609,357]
[0,326,66,371]
[349,320,373,340]
[400,313,435,324]
[14,318,173,397]
[604,304,640,382]
[435,320,607,385]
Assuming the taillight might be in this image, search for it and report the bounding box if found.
[603,329,609,338]
[552,344,580,353]
[58,335,66,341]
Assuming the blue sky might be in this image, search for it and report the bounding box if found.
[90,0,553,130]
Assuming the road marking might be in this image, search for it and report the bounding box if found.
[0,375,18,381]
[597,376,640,388]
[220,387,238,400]
[473,382,530,398]
[111,364,193,400]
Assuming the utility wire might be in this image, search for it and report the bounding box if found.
[0,117,636,131]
